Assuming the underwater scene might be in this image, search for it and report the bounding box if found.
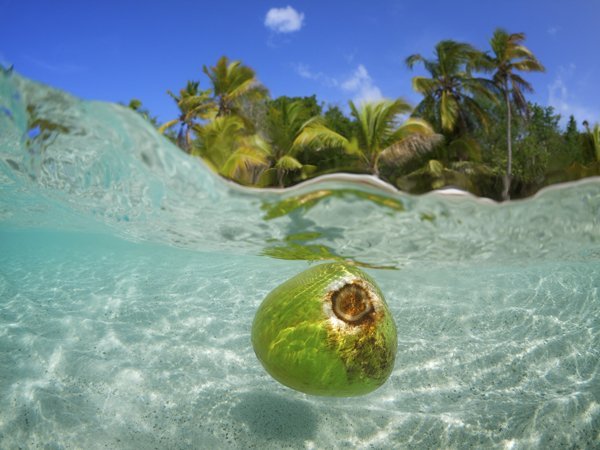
[1,71,599,449]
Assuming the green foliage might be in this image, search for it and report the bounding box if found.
[487,28,545,116]
[159,81,214,152]
[257,98,319,187]
[474,101,597,198]
[156,40,596,200]
[261,189,404,223]
[478,102,552,171]
[560,115,587,165]
[295,99,441,178]
[287,106,362,175]
[583,121,600,161]
[564,115,579,147]
[193,116,268,185]
[396,159,497,197]
[323,106,358,138]
[406,40,498,136]
[269,95,322,117]
[124,99,161,128]
[203,56,268,121]
[485,28,545,199]
[511,105,562,184]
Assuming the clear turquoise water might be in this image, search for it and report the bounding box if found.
[1,72,599,449]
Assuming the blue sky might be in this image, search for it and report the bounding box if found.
[1,0,599,128]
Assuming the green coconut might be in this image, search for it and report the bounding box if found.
[251,262,397,397]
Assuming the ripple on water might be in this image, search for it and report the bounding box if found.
[1,71,599,448]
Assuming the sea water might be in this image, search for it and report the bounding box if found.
[0,71,599,449]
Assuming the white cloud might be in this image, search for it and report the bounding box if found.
[293,63,338,87]
[547,26,560,36]
[341,64,383,105]
[295,63,313,78]
[291,63,385,106]
[548,65,599,126]
[265,6,305,33]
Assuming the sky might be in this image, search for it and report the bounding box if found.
[1,0,599,128]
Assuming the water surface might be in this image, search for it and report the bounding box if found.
[1,72,599,449]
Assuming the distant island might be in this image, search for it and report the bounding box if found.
[126,29,600,201]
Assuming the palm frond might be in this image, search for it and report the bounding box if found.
[381,118,442,166]
[227,78,257,101]
[461,96,491,131]
[293,120,349,151]
[427,159,445,176]
[509,73,534,93]
[194,115,248,167]
[412,76,438,95]
[506,43,535,60]
[411,96,436,121]
[512,59,545,72]
[158,119,180,134]
[298,164,319,180]
[265,99,317,159]
[448,136,483,162]
[166,90,179,102]
[389,117,438,141]
[380,133,442,166]
[407,39,497,136]
[511,88,529,116]
[275,155,303,171]
[204,56,268,118]
[463,77,501,102]
[405,53,425,69]
[256,168,278,187]
[240,134,273,158]
[221,146,269,179]
[440,91,459,132]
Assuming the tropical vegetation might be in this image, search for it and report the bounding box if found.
[125,29,599,201]
[158,81,214,152]
[485,28,546,199]
[295,99,441,176]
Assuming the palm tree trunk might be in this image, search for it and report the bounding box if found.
[371,153,380,177]
[502,85,512,201]
[185,128,192,154]
[177,126,187,152]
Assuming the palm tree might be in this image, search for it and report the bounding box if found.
[487,28,545,200]
[195,98,318,187]
[126,98,160,128]
[203,56,268,120]
[193,116,269,184]
[295,99,441,177]
[406,40,498,136]
[158,81,214,152]
[255,98,318,187]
